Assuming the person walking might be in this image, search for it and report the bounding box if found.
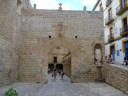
[61,70,64,80]
[48,68,50,74]
[122,56,128,65]
[53,69,57,79]
[59,69,61,75]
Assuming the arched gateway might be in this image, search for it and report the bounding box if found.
[18,6,104,84]
[48,45,71,77]
[44,39,80,83]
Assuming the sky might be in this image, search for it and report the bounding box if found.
[30,0,98,11]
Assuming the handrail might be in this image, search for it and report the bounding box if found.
[120,25,128,35]
[108,33,114,41]
[116,0,128,14]
[106,0,112,7]
[105,15,113,24]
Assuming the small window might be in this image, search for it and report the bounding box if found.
[117,50,120,56]
[49,36,51,38]
[53,57,57,62]
[121,0,127,8]
[17,0,21,5]
[100,3,102,9]
[108,8,112,18]
[110,27,113,37]
[122,17,127,31]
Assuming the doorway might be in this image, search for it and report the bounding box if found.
[48,45,72,78]
[48,64,54,73]
[124,41,128,59]
[56,64,63,72]
[110,45,115,61]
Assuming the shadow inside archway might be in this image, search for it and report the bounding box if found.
[48,45,72,81]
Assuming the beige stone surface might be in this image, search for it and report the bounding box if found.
[0,75,126,96]
[103,64,128,95]
[18,6,105,83]
[0,0,105,85]
[0,0,21,86]
[0,0,128,95]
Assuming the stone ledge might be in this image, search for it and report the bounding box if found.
[109,64,128,71]
[103,64,128,95]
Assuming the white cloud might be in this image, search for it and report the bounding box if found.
[81,0,97,10]
[82,0,97,6]
[31,0,73,10]
[63,2,74,10]
[30,0,97,10]
[31,0,58,9]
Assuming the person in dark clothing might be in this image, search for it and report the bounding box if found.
[106,55,114,64]
[61,70,64,80]
[59,69,61,75]
[53,69,57,79]
[123,56,128,65]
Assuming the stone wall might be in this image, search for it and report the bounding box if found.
[0,0,21,86]
[18,9,105,83]
[21,0,32,9]
[0,0,32,87]
[63,54,71,76]
[103,64,128,95]
[0,0,105,85]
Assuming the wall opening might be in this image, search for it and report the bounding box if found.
[17,0,21,6]
[95,44,102,64]
[48,45,72,77]
[53,57,57,62]
[48,64,54,73]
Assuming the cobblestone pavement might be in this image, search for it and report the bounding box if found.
[0,74,126,96]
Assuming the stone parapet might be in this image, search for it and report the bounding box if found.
[103,64,128,95]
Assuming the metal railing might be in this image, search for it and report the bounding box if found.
[116,0,128,14]
[105,15,114,24]
[108,33,114,42]
[106,0,112,7]
[120,25,128,35]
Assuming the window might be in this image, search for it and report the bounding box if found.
[100,3,102,9]
[17,0,21,5]
[121,0,127,8]
[122,17,127,31]
[75,36,78,38]
[49,36,51,38]
[108,8,112,18]
[53,57,57,62]
[117,50,120,56]
[110,27,113,37]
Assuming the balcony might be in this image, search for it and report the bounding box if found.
[105,15,114,25]
[116,0,128,15]
[108,33,114,42]
[120,26,128,36]
[106,0,112,7]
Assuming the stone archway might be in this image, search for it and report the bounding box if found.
[42,38,83,83]
[48,64,54,72]
[48,45,72,78]
[18,38,105,83]
[56,64,63,71]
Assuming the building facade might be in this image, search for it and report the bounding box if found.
[0,0,105,86]
[93,0,128,64]
[1,0,128,95]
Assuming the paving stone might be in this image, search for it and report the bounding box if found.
[0,74,126,96]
